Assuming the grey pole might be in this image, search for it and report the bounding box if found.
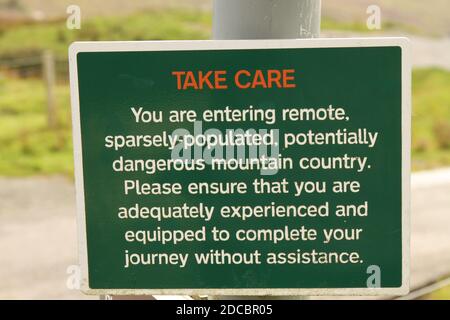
[213,0,321,40]
[210,0,322,300]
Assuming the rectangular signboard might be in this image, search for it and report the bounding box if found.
[69,38,410,296]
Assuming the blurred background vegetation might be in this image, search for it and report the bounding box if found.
[0,0,449,177]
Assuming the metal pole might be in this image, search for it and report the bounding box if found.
[210,0,322,300]
[213,0,321,40]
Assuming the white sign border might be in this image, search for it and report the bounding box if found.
[69,37,411,296]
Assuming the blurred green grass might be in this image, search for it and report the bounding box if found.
[412,68,450,170]
[1,68,449,176]
[0,9,211,60]
[423,284,450,300]
[0,77,73,175]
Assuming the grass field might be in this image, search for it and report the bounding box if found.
[0,77,72,175]
[424,284,450,300]
[412,69,450,170]
[322,0,450,37]
[0,9,212,60]
[0,67,449,176]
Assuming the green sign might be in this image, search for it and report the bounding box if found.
[69,39,410,295]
